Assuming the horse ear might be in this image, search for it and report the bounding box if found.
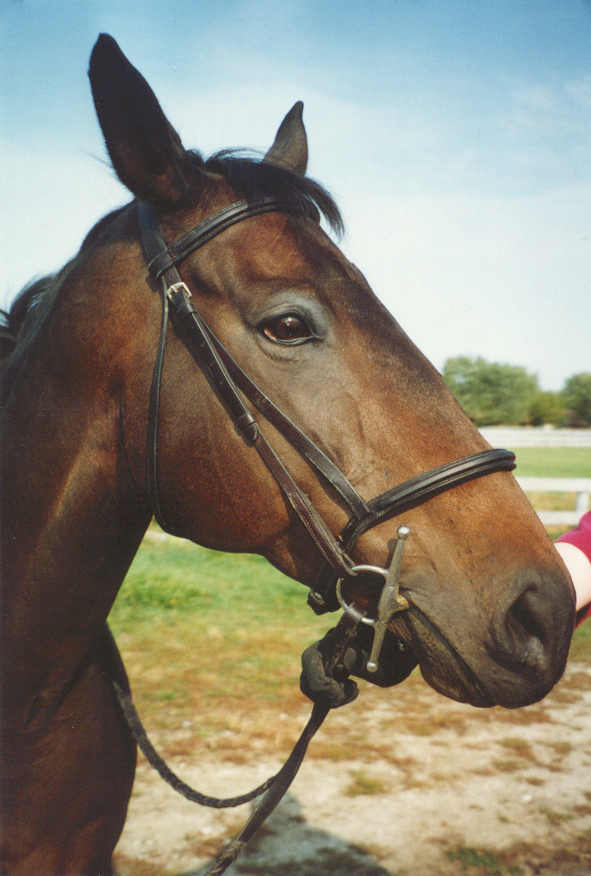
[264,102,308,176]
[88,34,195,205]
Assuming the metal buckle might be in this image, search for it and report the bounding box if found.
[336,525,410,673]
[166,280,192,301]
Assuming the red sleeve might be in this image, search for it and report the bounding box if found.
[557,512,591,627]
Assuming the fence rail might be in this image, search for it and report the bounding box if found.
[516,476,591,526]
[479,427,591,448]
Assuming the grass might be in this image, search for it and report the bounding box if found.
[512,447,590,521]
[568,618,590,662]
[447,845,524,875]
[344,770,389,797]
[113,539,307,625]
[109,538,331,733]
[498,737,537,762]
[455,838,591,876]
[512,446,591,477]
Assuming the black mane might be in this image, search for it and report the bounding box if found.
[1,278,52,355]
[194,150,344,238]
[1,277,56,405]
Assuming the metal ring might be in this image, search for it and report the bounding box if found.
[336,564,388,625]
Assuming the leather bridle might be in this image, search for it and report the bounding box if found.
[127,198,518,873]
[138,197,516,632]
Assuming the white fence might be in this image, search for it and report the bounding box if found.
[516,477,591,526]
[479,427,591,448]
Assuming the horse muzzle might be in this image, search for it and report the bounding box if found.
[388,565,575,709]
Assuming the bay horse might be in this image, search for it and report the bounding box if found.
[0,34,575,876]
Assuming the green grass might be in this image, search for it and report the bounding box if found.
[344,769,389,797]
[109,539,329,709]
[447,845,524,875]
[512,447,591,478]
[569,618,590,662]
[112,539,313,630]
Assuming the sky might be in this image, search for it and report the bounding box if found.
[1,0,590,390]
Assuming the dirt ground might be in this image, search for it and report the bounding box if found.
[112,658,591,876]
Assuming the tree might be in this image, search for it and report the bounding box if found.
[562,373,591,427]
[443,357,539,426]
[528,391,566,427]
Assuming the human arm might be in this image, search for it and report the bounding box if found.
[555,511,591,626]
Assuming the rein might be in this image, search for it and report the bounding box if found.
[118,197,517,874]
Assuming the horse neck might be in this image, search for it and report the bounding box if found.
[1,247,152,692]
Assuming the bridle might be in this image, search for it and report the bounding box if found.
[138,197,516,635]
[138,197,516,659]
[132,197,517,873]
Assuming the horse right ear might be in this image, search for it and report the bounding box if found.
[264,102,308,175]
[89,34,195,205]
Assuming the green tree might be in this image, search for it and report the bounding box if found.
[443,356,539,426]
[528,391,566,426]
[562,372,591,427]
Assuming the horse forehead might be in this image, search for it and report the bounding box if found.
[199,213,357,292]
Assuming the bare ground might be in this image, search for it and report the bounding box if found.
[112,660,591,876]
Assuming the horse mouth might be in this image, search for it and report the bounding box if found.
[388,605,496,708]
[339,575,495,707]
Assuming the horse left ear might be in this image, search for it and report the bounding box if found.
[89,34,195,205]
[264,102,308,176]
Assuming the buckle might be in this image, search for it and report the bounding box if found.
[166,280,192,301]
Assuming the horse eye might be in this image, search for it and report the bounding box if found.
[262,313,313,344]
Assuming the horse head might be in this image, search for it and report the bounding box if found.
[83,34,576,710]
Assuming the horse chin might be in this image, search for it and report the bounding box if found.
[389,609,496,708]
[417,659,494,708]
[392,605,561,710]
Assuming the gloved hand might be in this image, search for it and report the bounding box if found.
[300,629,359,708]
[300,625,418,708]
[346,624,418,687]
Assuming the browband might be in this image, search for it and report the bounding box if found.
[146,199,293,281]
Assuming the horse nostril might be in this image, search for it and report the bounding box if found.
[489,580,557,678]
[507,586,548,645]
[480,570,573,706]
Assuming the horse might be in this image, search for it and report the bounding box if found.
[0,34,575,876]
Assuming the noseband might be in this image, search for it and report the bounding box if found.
[138,198,516,634]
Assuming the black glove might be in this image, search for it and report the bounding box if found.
[300,626,418,708]
[346,624,418,688]
[300,629,359,708]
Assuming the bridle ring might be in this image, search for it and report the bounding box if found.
[336,566,395,626]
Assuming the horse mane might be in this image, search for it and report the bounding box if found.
[194,150,344,237]
[1,276,57,405]
[1,277,53,357]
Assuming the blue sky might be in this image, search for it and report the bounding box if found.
[1,0,590,390]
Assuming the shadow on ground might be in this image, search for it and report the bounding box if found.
[190,793,392,876]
